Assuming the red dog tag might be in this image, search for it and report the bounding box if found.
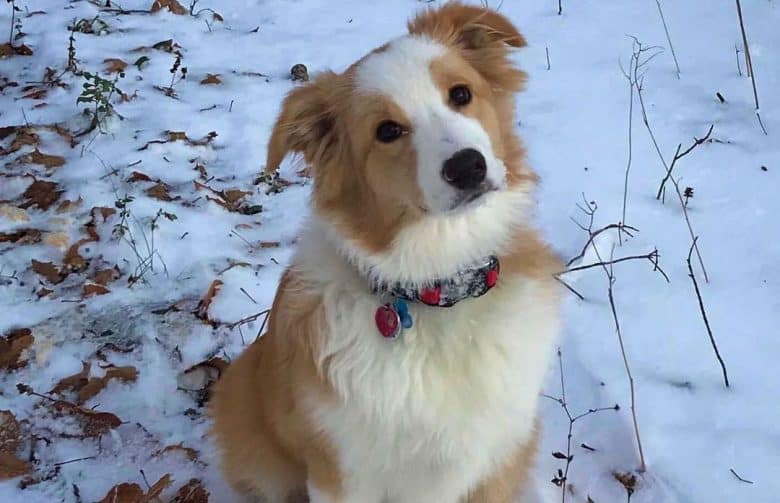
[375,304,401,338]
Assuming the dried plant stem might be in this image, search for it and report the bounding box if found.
[558,0,562,16]
[559,250,669,283]
[544,349,619,501]
[654,0,680,78]
[735,0,766,135]
[596,246,647,473]
[687,238,729,387]
[734,44,743,77]
[546,46,551,70]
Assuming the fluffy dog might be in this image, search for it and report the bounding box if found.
[211,3,561,502]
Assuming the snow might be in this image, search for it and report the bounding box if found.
[1,0,778,502]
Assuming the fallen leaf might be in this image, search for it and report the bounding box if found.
[144,473,173,501]
[0,205,30,222]
[20,180,62,210]
[8,127,38,152]
[43,231,70,250]
[91,267,120,286]
[0,452,32,481]
[199,74,222,85]
[0,126,16,139]
[98,482,144,503]
[196,280,223,321]
[0,43,33,58]
[172,479,209,502]
[127,171,152,182]
[0,229,42,244]
[83,282,110,298]
[50,362,91,395]
[146,183,175,201]
[31,260,66,284]
[63,238,91,272]
[0,329,34,370]
[36,288,53,298]
[177,357,227,392]
[0,410,22,454]
[22,88,47,100]
[51,400,121,437]
[153,443,199,463]
[103,58,127,74]
[26,149,66,169]
[56,197,83,213]
[167,131,189,142]
[151,0,187,15]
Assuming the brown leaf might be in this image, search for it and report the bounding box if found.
[83,282,110,298]
[143,473,173,501]
[146,183,175,201]
[9,127,38,153]
[26,149,65,169]
[50,362,90,395]
[0,126,16,139]
[31,259,65,284]
[199,74,222,85]
[64,238,91,272]
[43,231,70,250]
[127,171,152,183]
[0,229,42,245]
[91,267,121,286]
[196,280,223,321]
[153,443,199,463]
[222,189,250,204]
[0,43,33,58]
[167,131,189,142]
[56,197,83,213]
[103,58,127,74]
[151,0,187,15]
[93,206,117,223]
[98,482,144,503]
[177,357,227,392]
[22,88,47,100]
[0,205,30,222]
[0,410,23,454]
[51,400,121,437]
[173,479,209,502]
[36,288,54,298]
[0,452,32,481]
[0,328,34,370]
[20,180,62,210]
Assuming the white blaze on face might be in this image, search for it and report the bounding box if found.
[355,35,507,213]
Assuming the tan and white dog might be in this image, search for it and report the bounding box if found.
[211,3,562,502]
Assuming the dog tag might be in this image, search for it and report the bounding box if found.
[375,304,401,339]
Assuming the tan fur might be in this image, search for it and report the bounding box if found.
[212,3,558,502]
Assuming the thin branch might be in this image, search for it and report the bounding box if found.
[226,308,270,329]
[595,245,646,473]
[566,223,638,267]
[558,250,670,283]
[729,468,754,484]
[654,0,680,78]
[545,349,619,501]
[553,275,584,301]
[686,238,729,387]
[656,125,714,200]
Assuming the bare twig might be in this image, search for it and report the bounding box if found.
[598,245,647,472]
[545,349,619,501]
[566,223,638,267]
[558,250,670,283]
[546,46,551,71]
[227,308,270,330]
[686,238,729,387]
[735,0,766,135]
[558,0,562,16]
[734,44,743,77]
[656,125,714,200]
[729,468,754,484]
[654,0,680,78]
[553,275,584,301]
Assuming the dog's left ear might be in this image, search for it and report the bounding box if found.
[408,2,526,51]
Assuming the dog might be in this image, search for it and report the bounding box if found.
[211,3,562,502]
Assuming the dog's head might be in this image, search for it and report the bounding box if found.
[267,3,536,282]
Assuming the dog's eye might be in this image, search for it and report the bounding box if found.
[449,85,472,107]
[376,121,405,143]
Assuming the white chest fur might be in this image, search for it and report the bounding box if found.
[296,229,559,502]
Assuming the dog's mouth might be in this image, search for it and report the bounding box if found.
[448,183,498,212]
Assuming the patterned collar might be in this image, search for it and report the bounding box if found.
[371,255,501,338]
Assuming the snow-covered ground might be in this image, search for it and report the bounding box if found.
[1,0,778,501]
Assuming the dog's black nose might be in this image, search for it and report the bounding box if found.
[441,148,487,190]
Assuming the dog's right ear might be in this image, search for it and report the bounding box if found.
[265,71,342,173]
